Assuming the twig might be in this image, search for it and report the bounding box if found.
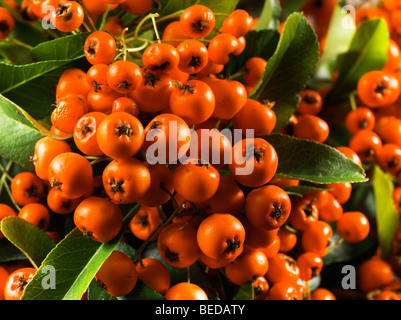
[133,13,160,39]
[0,161,21,212]
[3,181,21,212]
[326,237,345,255]
[151,14,161,43]
[0,162,13,181]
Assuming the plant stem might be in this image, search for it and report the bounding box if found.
[151,15,161,43]
[99,4,112,31]
[137,10,183,34]
[204,265,210,274]
[162,200,187,227]
[131,200,187,262]
[160,183,178,208]
[132,219,162,263]
[85,155,111,165]
[224,119,233,129]
[113,52,124,61]
[154,0,162,9]
[125,40,149,52]
[119,27,129,61]
[0,162,13,181]
[3,161,13,178]
[0,165,7,196]
[2,38,33,50]
[81,20,92,33]
[0,161,21,211]
[176,210,202,231]
[326,237,345,255]
[228,72,242,80]
[123,203,142,223]
[214,12,230,17]
[284,223,299,234]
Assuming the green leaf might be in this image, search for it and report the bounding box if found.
[324,18,389,104]
[310,4,356,89]
[264,133,368,184]
[0,95,47,171]
[283,184,331,195]
[0,60,78,95]
[223,29,280,76]
[21,228,119,300]
[31,32,90,61]
[254,0,282,31]
[157,0,185,15]
[372,165,400,259]
[0,238,29,264]
[1,157,32,178]
[0,216,56,269]
[233,283,254,300]
[9,20,48,47]
[0,33,90,116]
[3,69,59,120]
[249,13,320,131]
[21,204,141,300]
[3,59,90,120]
